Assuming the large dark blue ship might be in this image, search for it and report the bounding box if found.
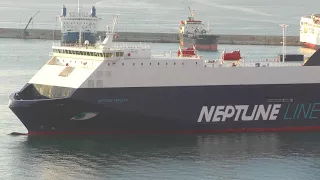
[8,13,320,135]
[59,3,101,45]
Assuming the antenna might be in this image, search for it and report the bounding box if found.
[53,28,54,45]
[111,14,119,33]
[79,28,82,45]
[279,24,289,63]
[53,16,56,45]
[188,6,195,18]
[78,0,80,14]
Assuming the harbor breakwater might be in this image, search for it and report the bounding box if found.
[0,28,302,46]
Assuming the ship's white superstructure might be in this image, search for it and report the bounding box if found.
[300,14,320,50]
[27,15,316,91]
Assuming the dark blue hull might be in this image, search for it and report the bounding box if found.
[8,83,320,134]
[182,34,219,51]
[61,32,97,44]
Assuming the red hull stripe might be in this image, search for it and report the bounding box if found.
[28,126,320,135]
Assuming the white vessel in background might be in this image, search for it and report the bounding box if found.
[300,14,320,50]
[59,1,101,44]
[179,7,219,51]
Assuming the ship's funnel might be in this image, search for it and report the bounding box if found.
[62,5,67,17]
[91,5,96,17]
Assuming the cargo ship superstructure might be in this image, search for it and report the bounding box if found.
[179,7,219,51]
[300,14,320,50]
[8,13,320,135]
[59,1,101,44]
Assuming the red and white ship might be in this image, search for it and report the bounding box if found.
[179,7,219,51]
[300,14,320,50]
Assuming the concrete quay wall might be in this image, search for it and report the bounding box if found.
[0,28,302,46]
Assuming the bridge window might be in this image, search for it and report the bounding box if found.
[56,49,117,58]
[115,52,124,57]
[104,53,112,57]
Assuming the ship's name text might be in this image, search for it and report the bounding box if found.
[284,103,320,120]
[197,104,281,122]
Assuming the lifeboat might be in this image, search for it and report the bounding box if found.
[178,46,197,57]
[221,50,241,61]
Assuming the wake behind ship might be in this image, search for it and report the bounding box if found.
[8,9,320,135]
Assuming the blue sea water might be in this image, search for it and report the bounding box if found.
[0,37,319,179]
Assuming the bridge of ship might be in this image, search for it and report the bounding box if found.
[48,42,304,69]
[49,42,203,62]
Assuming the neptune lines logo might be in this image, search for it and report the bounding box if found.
[197,104,281,122]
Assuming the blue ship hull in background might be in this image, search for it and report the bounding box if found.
[59,4,100,45]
